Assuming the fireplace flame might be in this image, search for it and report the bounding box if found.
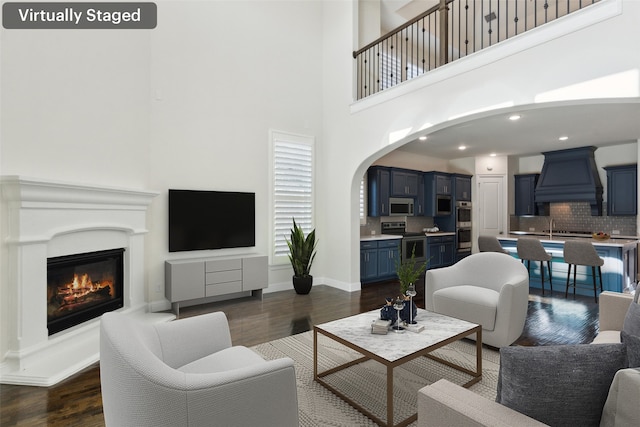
[57,273,114,307]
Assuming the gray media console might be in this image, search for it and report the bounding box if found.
[165,254,267,316]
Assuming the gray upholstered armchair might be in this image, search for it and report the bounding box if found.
[100,311,299,427]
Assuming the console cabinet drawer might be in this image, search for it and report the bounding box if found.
[206,281,242,297]
[206,259,242,272]
[206,270,242,285]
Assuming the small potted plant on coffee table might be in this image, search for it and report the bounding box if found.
[395,246,427,322]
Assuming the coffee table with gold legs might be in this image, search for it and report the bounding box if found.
[314,308,482,427]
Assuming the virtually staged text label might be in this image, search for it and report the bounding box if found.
[3,2,157,29]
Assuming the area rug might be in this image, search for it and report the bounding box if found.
[251,331,500,426]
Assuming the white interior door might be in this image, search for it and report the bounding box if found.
[477,175,505,238]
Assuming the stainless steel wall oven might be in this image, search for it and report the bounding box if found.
[455,201,472,252]
[456,201,471,228]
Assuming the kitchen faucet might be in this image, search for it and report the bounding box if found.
[548,217,554,239]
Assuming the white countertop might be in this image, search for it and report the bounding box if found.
[360,234,403,241]
[360,231,455,241]
[500,233,639,247]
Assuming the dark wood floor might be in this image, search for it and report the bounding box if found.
[0,282,598,426]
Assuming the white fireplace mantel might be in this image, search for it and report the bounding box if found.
[0,176,173,386]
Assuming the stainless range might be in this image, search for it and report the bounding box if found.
[381,221,427,263]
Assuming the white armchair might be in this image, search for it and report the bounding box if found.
[100,311,299,427]
[425,252,529,348]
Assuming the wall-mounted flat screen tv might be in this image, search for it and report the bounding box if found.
[169,189,255,252]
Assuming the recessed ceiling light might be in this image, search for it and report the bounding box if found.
[419,136,427,141]
[559,136,569,141]
[509,114,521,121]
[458,145,467,151]
[490,153,497,157]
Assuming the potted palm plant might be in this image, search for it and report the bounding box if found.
[286,218,318,294]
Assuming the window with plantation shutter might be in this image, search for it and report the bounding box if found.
[271,131,314,263]
[360,174,366,224]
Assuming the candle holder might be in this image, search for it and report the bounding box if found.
[391,297,405,333]
[406,283,417,325]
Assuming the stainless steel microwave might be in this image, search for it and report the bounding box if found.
[389,197,414,216]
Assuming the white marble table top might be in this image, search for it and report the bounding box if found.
[315,308,479,363]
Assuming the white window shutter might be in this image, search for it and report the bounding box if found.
[271,131,314,262]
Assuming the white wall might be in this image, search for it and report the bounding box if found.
[372,150,449,171]
[0,26,151,187]
[144,0,324,301]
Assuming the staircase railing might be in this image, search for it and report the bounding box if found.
[353,0,600,100]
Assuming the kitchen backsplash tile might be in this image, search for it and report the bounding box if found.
[513,202,637,236]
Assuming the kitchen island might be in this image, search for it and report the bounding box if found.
[498,234,638,295]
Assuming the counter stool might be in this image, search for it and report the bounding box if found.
[478,235,509,254]
[563,240,604,303]
[517,237,553,296]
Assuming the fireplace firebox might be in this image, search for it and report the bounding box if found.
[47,248,125,335]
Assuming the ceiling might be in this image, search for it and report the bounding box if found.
[395,101,640,160]
[380,0,438,33]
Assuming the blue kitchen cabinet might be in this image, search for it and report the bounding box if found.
[454,174,472,201]
[424,172,453,217]
[514,174,540,216]
[425,173,451,195]
[377,239,401,278]
[367,166,391,217]
[360,239,401,283]
[391,169,420,197]
[604,164,637,216]
[360,241,379,282]
[426,235,455,269]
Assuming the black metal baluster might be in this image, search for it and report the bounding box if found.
[404,27,408,81]
[376,43,380,94]
[457,0,460,59]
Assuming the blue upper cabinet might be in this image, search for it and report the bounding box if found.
[424,172,453,217]
[514,173,540,216]
[435,174,452,195]
[604,164,637,216]
[424,172,452,196]
[367,166,391,217]
[454,174,472,201]
[391,169,420,197]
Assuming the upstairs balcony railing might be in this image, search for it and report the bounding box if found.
[353,0,600,100]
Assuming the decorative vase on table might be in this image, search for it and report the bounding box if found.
[286,218,318,295]
[380,298,397,323]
